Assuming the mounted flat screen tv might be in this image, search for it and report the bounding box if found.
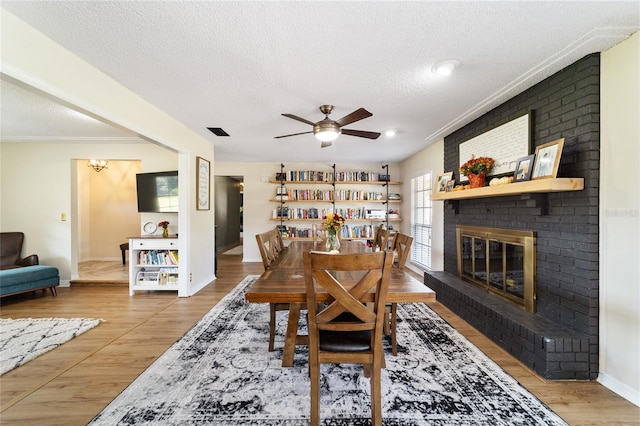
[136,171,179,213]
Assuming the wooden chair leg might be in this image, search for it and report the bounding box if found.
[268,303,276,352]
[371,361,383,426]
[310,362,320,426]
[383,307,391,336]
[391,303,397,356]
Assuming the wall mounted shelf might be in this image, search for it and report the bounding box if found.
[431,178,584,201]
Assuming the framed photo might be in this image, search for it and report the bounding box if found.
[196,156,210,210]
[532,138,564,179]
[513,154,536,182]
[434,172,453,194]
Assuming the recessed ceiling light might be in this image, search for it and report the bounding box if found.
[385,129,397,137]
[432,60,460,76]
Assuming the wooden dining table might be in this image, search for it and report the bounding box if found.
[244,240,436,367]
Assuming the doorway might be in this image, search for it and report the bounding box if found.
[214,176,243,254]
[73,159,140,282]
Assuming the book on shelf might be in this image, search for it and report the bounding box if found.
[137,250,178,266]
[281,170,334,182]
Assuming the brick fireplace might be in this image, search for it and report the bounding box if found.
[425,54,600,380]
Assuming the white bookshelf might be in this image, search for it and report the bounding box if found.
[129,237,180,295]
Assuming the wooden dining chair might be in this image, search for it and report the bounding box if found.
[384,233,413,355]
[371,227,390,252]
[311,224,326,242]
[256,228,289,351]
[303,250,393,426]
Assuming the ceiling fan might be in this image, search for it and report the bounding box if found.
[275,105,381,148]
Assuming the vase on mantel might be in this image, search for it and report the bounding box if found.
[162,227,169,238]
[326,229,340,253]
[467,172,487,188]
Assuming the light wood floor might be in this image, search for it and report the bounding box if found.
[1,255,638,425]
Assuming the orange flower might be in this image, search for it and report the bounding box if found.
[460,155,495,176]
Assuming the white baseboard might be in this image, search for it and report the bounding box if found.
[598,373,640,407]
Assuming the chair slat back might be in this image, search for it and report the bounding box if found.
[303,251,393,335]
[392,233,413,270]
[372,227,390,252]
[256,228,284,270]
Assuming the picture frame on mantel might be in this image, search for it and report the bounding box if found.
[513,154,536,182]
[434,172,453,194]
[532,138,564,179]
[196,156,210,210]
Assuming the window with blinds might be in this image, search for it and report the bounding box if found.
[411,172,433,270]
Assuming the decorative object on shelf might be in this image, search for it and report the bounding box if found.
[196,156,210,210]
[458,113,531,178]
[513,154,536,182]
[532,138,564,179]
[158,221,170,238]
[323,213,345,253]
[87,159,108,172]
[490,176,515,186]
[434,172,454,194]
[460,155,495,188]
[467,173,487,188]
[143,221,157,235]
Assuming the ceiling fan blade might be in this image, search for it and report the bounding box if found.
[335,108,372,127]
[341,129,381,139]
[282,113,315,126]
[321,141,332,148]
[274,131,313,139]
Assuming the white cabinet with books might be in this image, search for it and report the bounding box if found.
[129,238,180,295]
[271,166,402,241]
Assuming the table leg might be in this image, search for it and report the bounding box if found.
[282,302,302,367]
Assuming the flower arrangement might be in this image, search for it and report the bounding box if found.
[459,155,495,176]
[323,213,345,232]
[158,221,170,229]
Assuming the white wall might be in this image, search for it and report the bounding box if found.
[399,140,445,272]
[215,162,401,263]
[599,31,640,406]
[0,142,177,283]
[1,11,215,296]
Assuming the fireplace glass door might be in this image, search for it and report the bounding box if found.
[457,226,536,312]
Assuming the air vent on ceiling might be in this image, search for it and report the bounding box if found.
[207,127,230,137]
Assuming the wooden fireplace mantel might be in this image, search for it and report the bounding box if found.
[432,178,584,201]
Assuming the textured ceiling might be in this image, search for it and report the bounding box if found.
[1,1,638,162]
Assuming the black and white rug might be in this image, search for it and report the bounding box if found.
[0,317,102,375]
[90,275,567,425]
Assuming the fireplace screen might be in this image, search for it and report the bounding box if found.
[457,226,536,312]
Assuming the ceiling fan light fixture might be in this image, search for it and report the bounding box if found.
[314,120,341,142]
[315,128,340,142]
[385,129,397,137]
[433,60,460,76]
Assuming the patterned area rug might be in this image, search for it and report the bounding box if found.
[0,317,102,375]
[90,275,568,425]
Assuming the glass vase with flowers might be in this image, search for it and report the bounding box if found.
[158,221,170,238]
[322,213,345,252]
